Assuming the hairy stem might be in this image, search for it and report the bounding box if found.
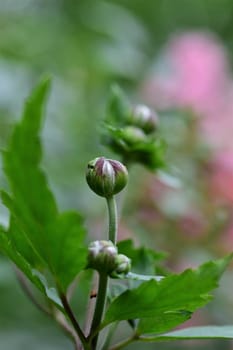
[89,273,108,349]
[106,195,118,244]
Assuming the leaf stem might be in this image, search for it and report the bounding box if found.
[106,195,118,244]
[15,268,81,348]
[59,292,89,350]
[52,309,81,349]
[89,273,108,349]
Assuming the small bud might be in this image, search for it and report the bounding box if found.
[129,105,159,134]
[87,240,118,274]
[121,126,147,145]
[111,254,131,277]
[86,157,128,197]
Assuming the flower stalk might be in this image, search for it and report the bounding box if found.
[107,195,118,244]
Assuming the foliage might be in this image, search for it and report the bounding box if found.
[0,80,233,350]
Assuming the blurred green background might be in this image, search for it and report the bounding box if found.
[1,1,233,349]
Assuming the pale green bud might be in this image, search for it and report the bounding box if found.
[111,254,131,277]
[86,157,128,197]
[121,126,147,145]
[87,240,118,274]
[129,105,159,134]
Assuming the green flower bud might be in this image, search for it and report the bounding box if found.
[121,126,147,145]
[86,157,128,197]
[129,105,159,134]
[111,254,131,277]
[87,240,118,274]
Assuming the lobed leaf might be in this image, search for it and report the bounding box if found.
[102,255,232,335]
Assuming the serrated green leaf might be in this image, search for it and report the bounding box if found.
[141,325,233,341]
[102,255,232,334]
[1,78,87,292]
[2,78,57,261]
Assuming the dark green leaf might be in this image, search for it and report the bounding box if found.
[102,255,232,334]
[138,310,192,335]
[45,212,87,291]
[1,191,43,268]
[2,78,57,263]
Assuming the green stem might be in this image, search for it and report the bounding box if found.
[88,196,118,348]
[106,195,118,244]
[89,273,108,349]
[59,293,89,350]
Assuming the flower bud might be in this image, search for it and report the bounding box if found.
[111,254,131,277]
[121,126,147,145]
[86,157,128,197]
[87,240,118,274]
[129,105,159,134]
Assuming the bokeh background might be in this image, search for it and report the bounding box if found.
[1,1,233,349]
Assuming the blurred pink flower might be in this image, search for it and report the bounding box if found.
[142,31,233,149]
[166,32,230,115]
[142,31,233,215]
[178,209,208,239]
[200,90,233,150]
[209,151,233,204]
[220,219,233,250]
[143,31,230,116]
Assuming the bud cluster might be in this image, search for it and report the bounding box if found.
[87,240,131,277]
[102,87,165,170]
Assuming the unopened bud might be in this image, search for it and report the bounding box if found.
[87,240,118,274]
[121,126,147,145]
[86,157,128,197]
[129,105,159,134]
[111,254,131,277]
